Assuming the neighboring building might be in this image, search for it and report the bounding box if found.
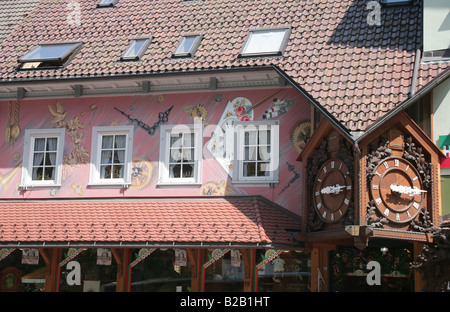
[0,0,448,292]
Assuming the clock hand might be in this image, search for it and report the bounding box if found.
[321,184,346,195]
[390,183,427,196]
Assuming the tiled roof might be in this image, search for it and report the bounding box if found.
[0,0,448,132]
[0,0,41,43]
[0,197,302,248]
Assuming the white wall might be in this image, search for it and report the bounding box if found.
[423,0,450,52]
[433,76,450,145]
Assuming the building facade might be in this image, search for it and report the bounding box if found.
[0,0,448,292]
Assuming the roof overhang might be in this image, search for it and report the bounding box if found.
[0,196,304,250]
[0,66,288,101]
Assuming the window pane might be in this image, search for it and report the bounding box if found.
[243,29,287,55]
[102,135,114,149]
[101,151,112,164]
[33,153,44,166]
[114,135,126,149]
[182,164,194,178]
[170,164,181,178]
[183,148,194,161]
[100,165,112,179]
[123,39,148,58]
[175,36,197,54]
[114,150,125,164]
[243,162,256,177]
[45,152,57,166]
[244,131,257,145]
[34,138,46,151]
[47,138,58,151]
[258,146,271,161]
[44,167,55,180]
[245,146,256,161]
[170,149,182,162]
[257,163,270,176]
[183,133,195,148]
[32,167,43,180]
[170,133,182,148]
[112,165,124,178]
[21,43,79,61]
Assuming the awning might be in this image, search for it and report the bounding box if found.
[0,196,302,249]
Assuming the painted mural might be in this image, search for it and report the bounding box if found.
[0,87,310,215]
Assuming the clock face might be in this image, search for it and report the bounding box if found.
[369,157,425,223]
[313,159,352,223]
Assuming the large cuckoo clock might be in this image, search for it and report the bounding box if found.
[362,112,442,235]
[300,123,355,233]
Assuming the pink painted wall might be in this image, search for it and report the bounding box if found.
[0,87,310,215]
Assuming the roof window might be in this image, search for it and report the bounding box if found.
[172,34,202,57]
[240,27,291,57]
[97,0,119,7]
[18,42,81,70]
[120,38,151,61]
[382,0,412,6]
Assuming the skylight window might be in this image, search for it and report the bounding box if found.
[97,0,118,7]
[173,34,202,57]
[120,38,151,61]
[18,42,82,69]
[382,0,412,6]
[240,27,291,57]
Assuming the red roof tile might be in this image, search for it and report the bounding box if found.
[0,197,302,248]
[0,0,448,132]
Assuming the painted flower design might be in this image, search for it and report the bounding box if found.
[234,105,246,116]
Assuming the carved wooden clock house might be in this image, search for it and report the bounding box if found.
[300,120,356,236]
[362,112,442,238]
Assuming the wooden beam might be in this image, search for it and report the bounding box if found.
[112,248,130,292]
[187,249,202,292]
[44,248,60,292]
[241,249,256,292]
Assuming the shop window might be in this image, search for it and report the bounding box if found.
[203,250,244,292]
[330,246,414,292]
[18,42,82,69]
[128,249,192,292]
[255,250,310,292]
[239,27,291,57]
[89,125,134,187]
[158,124,203,185]
[20,128,65,188]
[58,249,117,292]
[233,121,280,185]
[0,249,46,292]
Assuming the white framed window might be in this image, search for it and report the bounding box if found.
[97,0,119,7]
[158,124,203,185]
[89,126,134,187]
[233,121,280,185]
[239,27,291,57]
[20,128,65,188]
[172,34,202,57]
[120,37,152,61]
[19,42,82,69]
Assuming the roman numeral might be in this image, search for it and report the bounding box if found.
[383,161,389,169]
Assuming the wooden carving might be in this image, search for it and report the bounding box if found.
[365,130,433,231]
[307,135,354,232]
[411,223,450,291]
